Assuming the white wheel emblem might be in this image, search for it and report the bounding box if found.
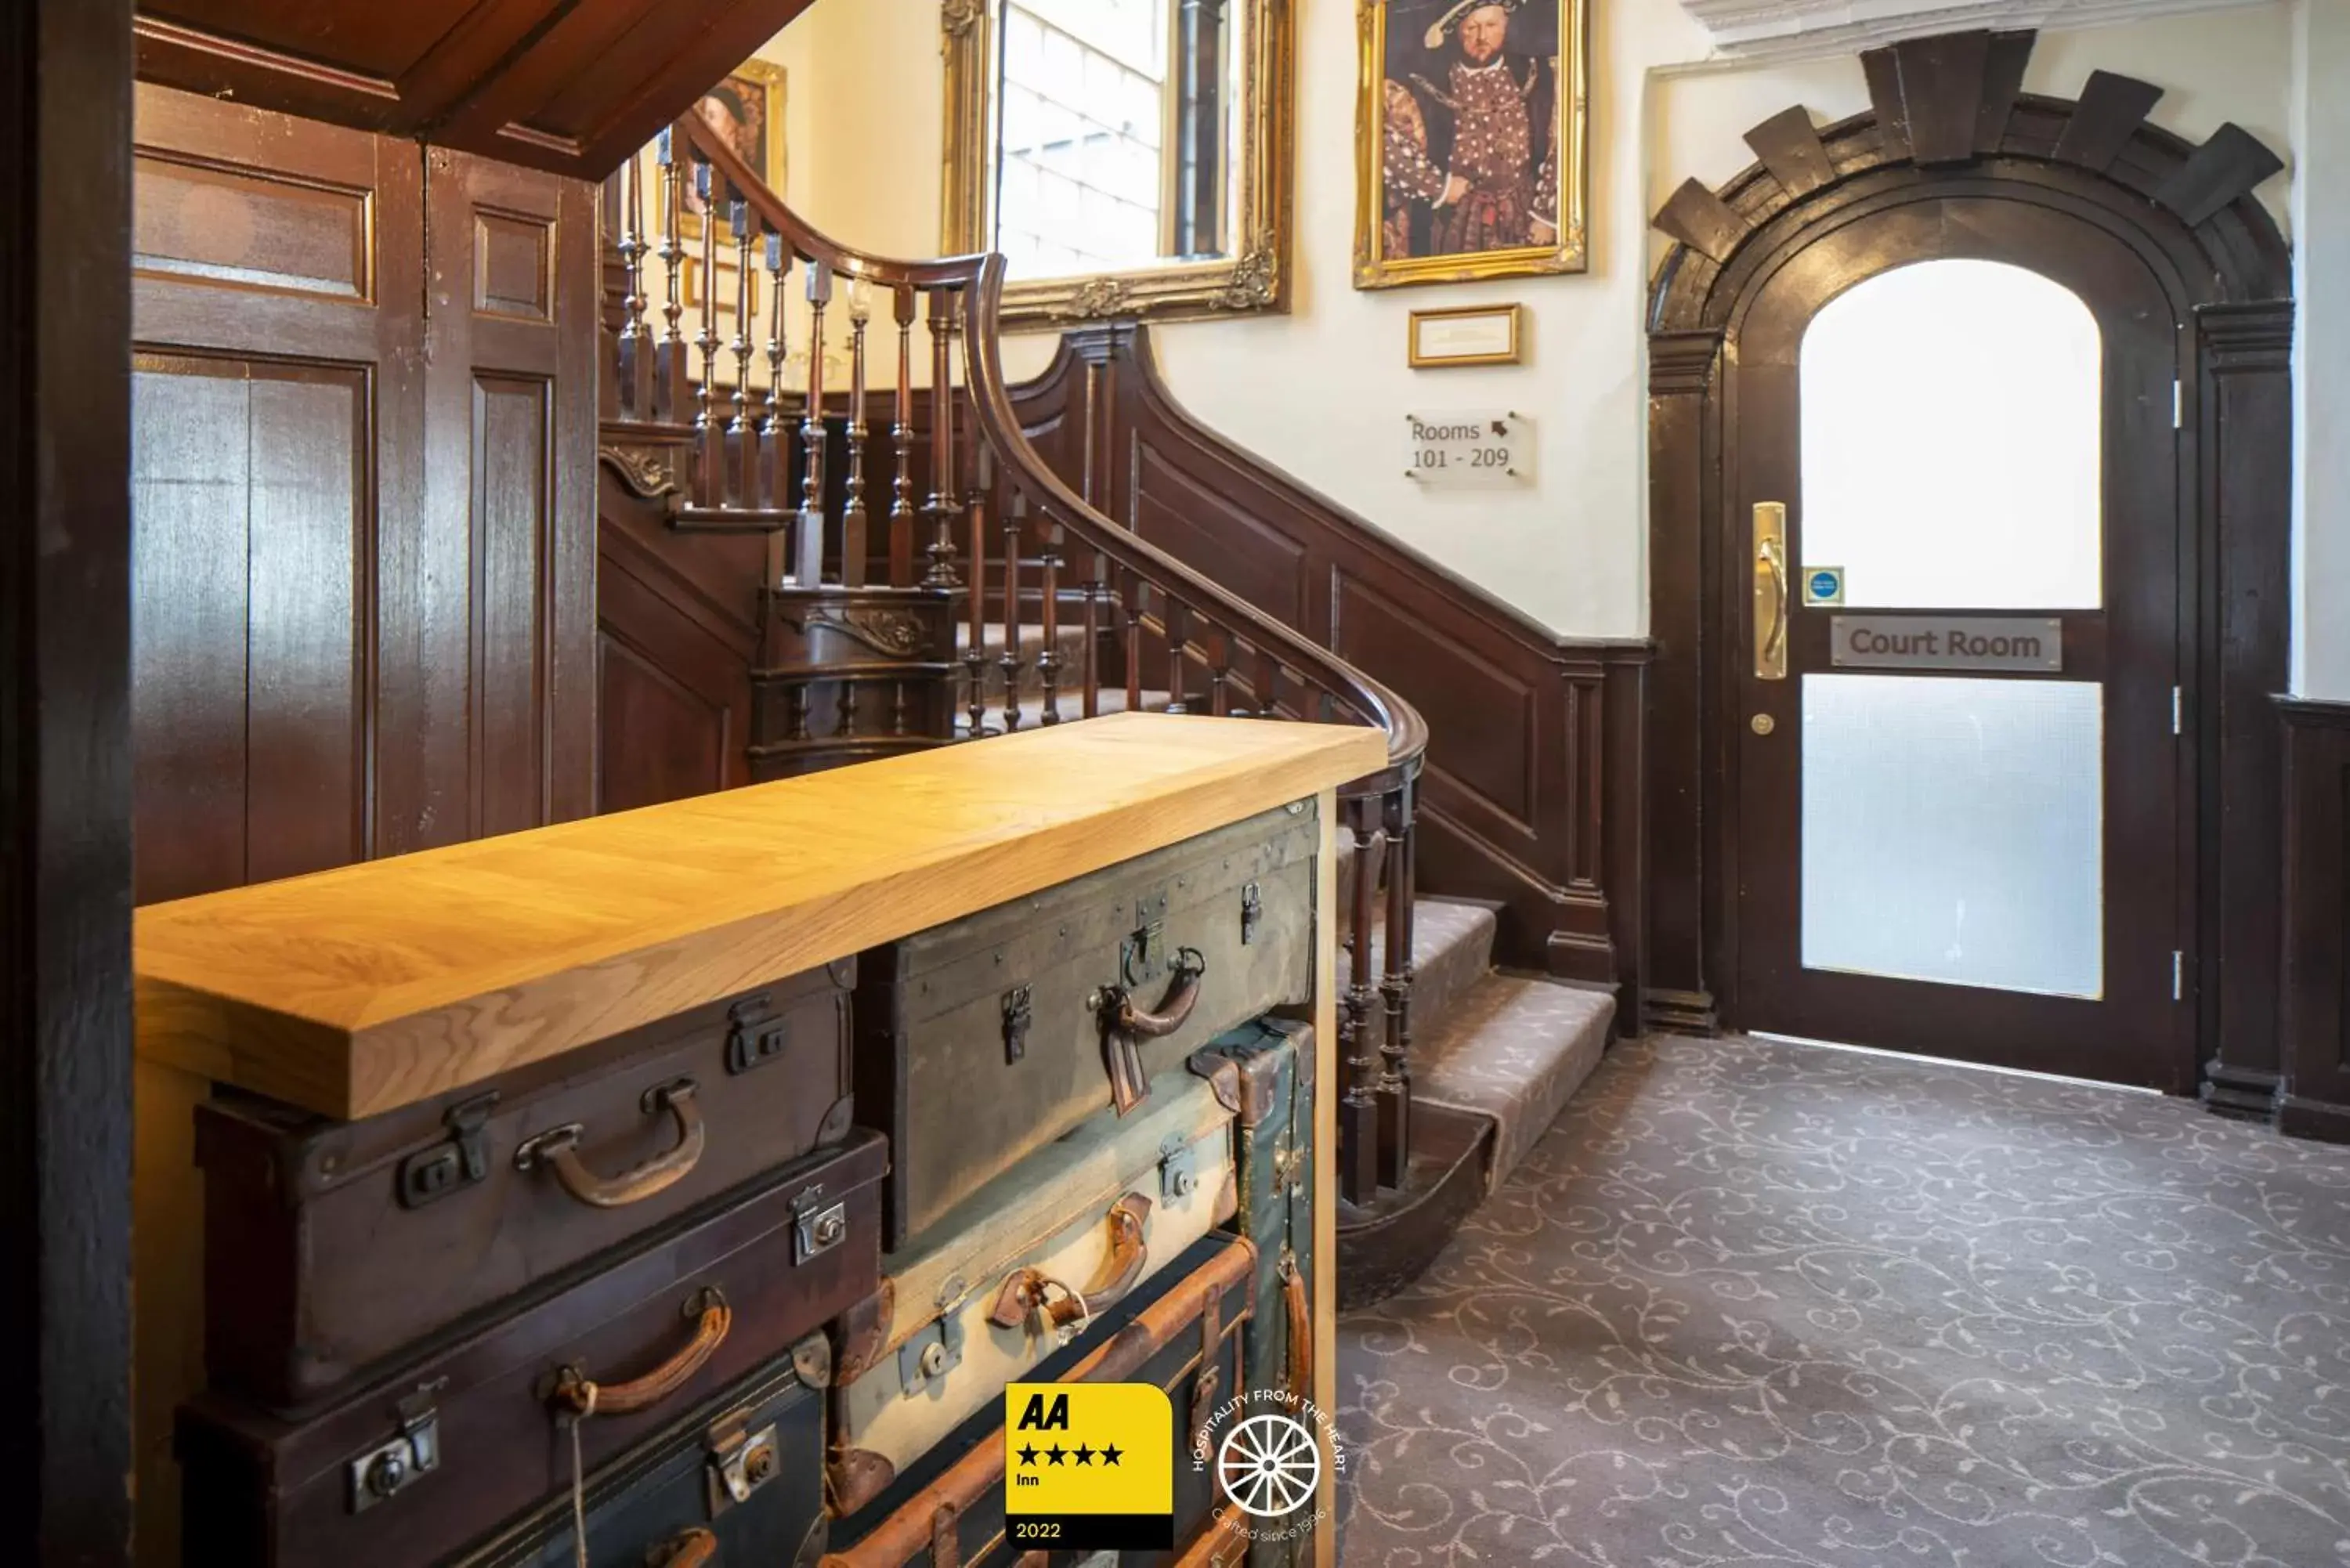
[1215,1413,1321,1519]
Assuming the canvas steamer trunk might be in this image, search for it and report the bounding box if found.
[857,803,1316,1248]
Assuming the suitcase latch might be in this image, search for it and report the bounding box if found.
[793,1184,848,1264]
[1001,985,1032,1064]
[1160,1138,1199,1205]
[395,1093,497,1210]
[726,993,790,1075]
[897,1314,965,1396]
[346,1384,443,1514]
[1121,894,1170,987]
[1241,882,1263,946]
[707,1418,783,1511]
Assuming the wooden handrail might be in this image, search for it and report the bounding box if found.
[603,110,1430,1206]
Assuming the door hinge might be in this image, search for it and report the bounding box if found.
[2173,950,2185,1002]
[2172,379,2183,430]
[2172,686,2183,735]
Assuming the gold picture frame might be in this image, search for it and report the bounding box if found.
[678,58,787,240]
[1354,0,1588,291]
[939,0,1296,330]
[1408,302,1524,367]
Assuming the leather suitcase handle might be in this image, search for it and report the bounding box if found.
[552,1290,731,1418]
[1115,948,1207,1039]
[649,1530,718,1568]
[988,1194,1154,1330]
[516,1078,706,1209]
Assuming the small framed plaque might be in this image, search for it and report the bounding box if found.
[1408,304,1523,369]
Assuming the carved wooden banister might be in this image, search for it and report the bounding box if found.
[601,110,1429,1207]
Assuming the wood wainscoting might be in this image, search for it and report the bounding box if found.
[1007,327,1651,1018]
[2280,698,2350,1143]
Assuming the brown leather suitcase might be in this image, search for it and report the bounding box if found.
[858,805,1316,1248]
[197,962,854,1409]
[452,1347,829,1567]
[177,1130,884,1568]
[825,1233,1258,1568]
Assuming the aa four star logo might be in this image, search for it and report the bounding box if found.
[1003,1384,1174,1552]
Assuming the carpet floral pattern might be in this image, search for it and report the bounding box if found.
[1336,1035,2350,1567]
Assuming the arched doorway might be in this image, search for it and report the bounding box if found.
[1643,28,2292,1103]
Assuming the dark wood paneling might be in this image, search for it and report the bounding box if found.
[0,0,136,1555]
[133,150,371,299]
[2279,699,2350,1143]
[595,474,758,811]
[133,0,819,182]
[1007,327,1650,1006]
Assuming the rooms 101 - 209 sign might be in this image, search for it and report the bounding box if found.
[1405,411,1530,488]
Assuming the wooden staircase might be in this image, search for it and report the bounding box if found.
[593,112,1524,1302]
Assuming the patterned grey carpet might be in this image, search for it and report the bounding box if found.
[1335,1035,2350,1568]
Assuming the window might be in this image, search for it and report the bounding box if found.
[994,0,1173,276]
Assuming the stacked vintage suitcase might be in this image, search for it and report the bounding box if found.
[173,802,1322,1566]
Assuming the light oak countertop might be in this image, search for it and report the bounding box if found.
[135,712,1384,1120]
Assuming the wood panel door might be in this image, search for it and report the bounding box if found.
[1730,197,2191,1090]
[130,85,596,906]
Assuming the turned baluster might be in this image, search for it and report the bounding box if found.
[1123,573,1144,716]
[693,161,721,507]
[653,131,689,424]
[964,446,991,739]
[1253,647,1278,719]
[997,497,1028,734]
[891,680,911,738]
[1206,629,1231,717]
[760,237,791,530]
[1378,785,1417,1190]
[1037,526,1064,725]
[794,259,833,586]
[1340,796,1389,1205]
[924,288,963,587]
[841,279,872,588]
[728,197,758,508]
[888,284,918,587]
[1162,601,1189,715]
[616,151,652,419]
[837,677,858,742]
[1079,551,1104,720]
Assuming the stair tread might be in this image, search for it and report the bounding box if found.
[1358,898,1494,1031]
[1410,974,1613,1194]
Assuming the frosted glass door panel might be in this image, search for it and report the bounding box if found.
[1801,675,2103,998]
[1800,260,2102,609]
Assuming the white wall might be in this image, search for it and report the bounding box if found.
[765,0,2306,645]
[2292,0,2350,699]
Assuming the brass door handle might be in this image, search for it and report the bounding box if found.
[1754,502,1788,681]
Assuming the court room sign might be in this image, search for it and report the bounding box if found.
[1830,616,2063,673]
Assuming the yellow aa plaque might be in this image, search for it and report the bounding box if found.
[1003,1382,1176,1552]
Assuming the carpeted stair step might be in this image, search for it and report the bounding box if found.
[953,618,1096,706]
[1356,897,1495,1034]
[1413,974,1613,1192]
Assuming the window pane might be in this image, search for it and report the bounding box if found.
[1800,260,2102,609]
[1801,674,2103,999]
[994,0,1167,276]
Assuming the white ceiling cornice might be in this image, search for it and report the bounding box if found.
[1680,0,2280,61]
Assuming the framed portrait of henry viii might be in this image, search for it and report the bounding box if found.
[1354,0,1587,289]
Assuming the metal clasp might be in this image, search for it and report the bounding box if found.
[726,992,790,1075]
[396,1093,497,1210]
[792,1183,847,1264]
[1240,881,1263,946]
[708,1417,783,1511]
[896,1314,965,1397]
[1160,1136,1198,1205]
[346,1384,444,1514]
[1001,985,1033,1064]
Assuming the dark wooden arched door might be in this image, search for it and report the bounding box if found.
[1727,196,2191,1089]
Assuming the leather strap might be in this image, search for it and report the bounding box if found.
[649,1530,718,1568]
[927,1503,960,1568]
[1282,1252,1312,1409]
[989,1194,1154,1330]
[552,1292,730,1418]
[1189,1280,1224,1455]
[1100,952,1208,1115]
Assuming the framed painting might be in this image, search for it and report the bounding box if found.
[1354,0,1587,290]
[680,58,787,237]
